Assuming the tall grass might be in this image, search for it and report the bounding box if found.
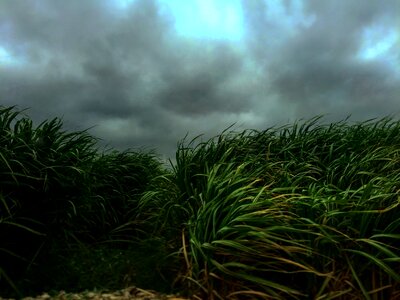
[0,106,167,296]
[141,116,400,299]
[1,106,399,299]
[0,106,98,293]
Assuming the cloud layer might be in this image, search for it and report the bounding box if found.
[1,0,399,160]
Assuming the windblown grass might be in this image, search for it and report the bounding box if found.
[141,116,400,299]
[0,106,168,297]
[1,106,399,299]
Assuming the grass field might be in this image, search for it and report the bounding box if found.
[0,106,399,299]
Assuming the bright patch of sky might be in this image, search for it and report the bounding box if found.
[159,0,244,41]
[114,0,136,10]
[357,24,400,77]
[113,0,244,41]
[0,46,21,66]
[359,25,398,60]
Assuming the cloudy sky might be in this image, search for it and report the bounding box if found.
[1,0,399,161]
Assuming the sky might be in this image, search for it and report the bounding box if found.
[0,0,399,161]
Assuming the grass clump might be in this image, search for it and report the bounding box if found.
[0,106,169,297]
[1,106,399,299]
[141,116,400,299]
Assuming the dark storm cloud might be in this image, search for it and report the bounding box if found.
[156,42,248,116]
[1,0,399,160]
[1,0,259,161]
[0,0,244,154]
[242,0,400,120]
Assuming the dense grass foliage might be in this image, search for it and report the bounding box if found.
[1,106,399,299]
[141,116,400,299]
[0,106,168,297]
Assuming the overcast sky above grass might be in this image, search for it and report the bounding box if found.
[1,0,399,160]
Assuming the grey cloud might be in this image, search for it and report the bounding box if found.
[1,0,399,160]
[156,43,249,116]
[242,0,400,120]
[305,0,399,25]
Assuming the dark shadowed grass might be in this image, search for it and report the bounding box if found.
[0,106,168,297]
[64,149,165,244]
[0,106,92,295]
[1,106,399,299]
